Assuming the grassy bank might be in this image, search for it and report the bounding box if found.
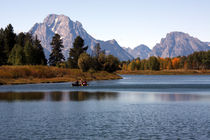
[0,66,122,85]
[117,69,210,75]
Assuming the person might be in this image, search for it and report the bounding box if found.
[82,80,87,86]
[80,79,83,85]
[75,80,79,85]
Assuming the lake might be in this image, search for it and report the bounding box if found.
[1,75,210,139]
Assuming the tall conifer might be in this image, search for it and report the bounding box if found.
[49,34,65,66]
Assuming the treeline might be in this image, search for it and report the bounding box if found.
[121,51,210,71]
[51,35,120,73]
[0,24,120,73]
[0,24,47,65]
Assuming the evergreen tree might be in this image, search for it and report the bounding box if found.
[68,36,88,68]
[49,34,65,66]
[33,36,47,65]
[148,56,160,70]
[24,40,35,64]
[8,44,25,65]
[92,43,104,57]
[16,32,26,47]
[0,29,7,65]
[4,24,16,58]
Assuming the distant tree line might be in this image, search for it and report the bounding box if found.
[121,51,210,71]
[0,24,120,73]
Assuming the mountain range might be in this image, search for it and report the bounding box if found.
[29,14,133,61]
[124,32,210,59]
[123,45,152,59]
[152,32,210,58]
[30,14,210,61]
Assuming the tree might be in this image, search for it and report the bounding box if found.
[128,61,136,71]
[165,58,172,70]
[78,53,91,72]
[97,53,106,70]
[104,55,120,73]
[24,40,35,64]
[33,36,47,65]
[49,34,65,66]
[148,56,160,70]
[16,32,26,47]
[135,58,141,70]
[92,43,104,57]
[68,36,88,68]
[4,24,16,58]
[203,51,210,69]
[179,56,187,69]
[91,43,105,71]
[8,44,25,65]
[0,29,7,65]
[172,57,180,69]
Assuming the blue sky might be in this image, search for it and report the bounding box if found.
[1,0,210,48]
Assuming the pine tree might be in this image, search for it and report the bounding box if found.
[0,29,7,65]
[33,36,47,65]
[49,34,65,66]
[68,36,88,68]
[16,32,26,47]
[92,43,103,57]
[24,40,35,64]
[8,44,25,65]
[4,24,16,58]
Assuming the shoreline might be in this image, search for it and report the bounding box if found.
[117,70,210,75]
[0,74,122,85]
[0,66,122,85]
[1,67,210,85]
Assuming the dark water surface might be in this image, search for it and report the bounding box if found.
[1,75,210,139]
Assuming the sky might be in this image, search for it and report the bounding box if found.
[1,0,210,49]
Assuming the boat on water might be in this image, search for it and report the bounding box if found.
[72,81,88,86]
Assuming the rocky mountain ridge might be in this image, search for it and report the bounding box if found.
[124,32,210,59]
[30,14,133,61]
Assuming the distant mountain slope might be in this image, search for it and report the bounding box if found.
[206,42,210,47]
[123,45,152,59]
[29,14,133,61]
[152,32,210,58]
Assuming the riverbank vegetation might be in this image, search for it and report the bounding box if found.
[0,66,121,85]
[117,69,210,75]
[120,51,210,73]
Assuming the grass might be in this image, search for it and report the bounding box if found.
[0,65,122,85]
[117,69,210,75]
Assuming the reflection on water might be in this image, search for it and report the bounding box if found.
[1,91,210,102]
[0,91,118,102]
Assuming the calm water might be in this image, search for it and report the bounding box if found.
[1,75,210,139]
